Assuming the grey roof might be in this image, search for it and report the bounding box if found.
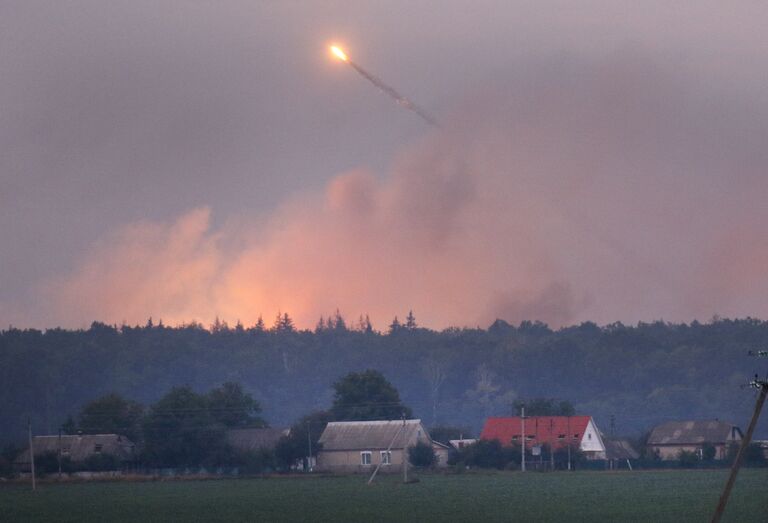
[648,421,741,445]
[15,434,135,464]
[226,428,288,452]
[604,439,640,460]
[319,420,428,451]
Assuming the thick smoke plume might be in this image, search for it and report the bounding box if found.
[41,52,768,330]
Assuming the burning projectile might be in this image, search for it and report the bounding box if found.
[330,45,439,127]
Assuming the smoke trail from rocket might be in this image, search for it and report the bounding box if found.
[330,45,439,127]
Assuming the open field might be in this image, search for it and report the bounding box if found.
[1,469,767,522]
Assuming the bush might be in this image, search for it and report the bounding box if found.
[0,456,10,478]
[701,442,717,461]
[408,442,436,468]
[240,449,277,474]
[467,440,506,469]
[726,441,767,466]
[678,450,699,468]
[82,453,121,472]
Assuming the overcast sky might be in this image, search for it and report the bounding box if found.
[2,1,768,329]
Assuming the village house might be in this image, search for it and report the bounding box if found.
[480,416,607,459]
[646,420,742,460]
[226,427,289,453]
[448,438,477,451]
[316,419,442,473]
[14,434,136,471]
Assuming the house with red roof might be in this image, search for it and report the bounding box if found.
[480,416,606,460]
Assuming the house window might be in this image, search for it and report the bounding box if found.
[94,444,103,453]
[511,435,519,441]
[380,451,391,465]
[526,435,534,441]
[588,433,592,440]
[361,451,372,465]
[573,434,580,439]
[558,434,566,440]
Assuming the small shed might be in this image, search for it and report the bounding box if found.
[431,440,451,467]
[604,438,640,469]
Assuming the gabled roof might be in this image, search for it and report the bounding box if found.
[319,420,426,451]
[604,439,640,460]
[449,439,477,450]
[480,416,592,448]
[226,428,289,452]
[647,420,741,445]
[14,434,135,464]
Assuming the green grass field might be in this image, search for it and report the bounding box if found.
[1,469,766,522]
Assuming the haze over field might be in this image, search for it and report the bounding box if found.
[2,2,767,329]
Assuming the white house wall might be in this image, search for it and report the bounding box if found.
[579,419,606,453]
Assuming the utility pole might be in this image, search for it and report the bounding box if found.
[57,426,62,479]
[28,419,36,491]
[567,416,572,471]
[550,418,555,471]
[711,375,768,523]
[521,405,526,472]
[402,412,408,483]
[609,415,616,470]
[537,417,542,468]
[307,421,312,472]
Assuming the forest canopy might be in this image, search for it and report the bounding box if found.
[1,315,767,444]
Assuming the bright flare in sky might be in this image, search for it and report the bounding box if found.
[327,43,438,127]
[330,45,348,62]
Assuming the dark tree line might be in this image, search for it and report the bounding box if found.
[2,315,768,446]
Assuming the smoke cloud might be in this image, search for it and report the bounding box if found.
[39,51,768,330]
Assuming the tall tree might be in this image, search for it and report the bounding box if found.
[331,370,412,421]
[77,393,144,442]
[332,309,347,332]
[252,315,265,333]
[275,410,334,469]
[206,382,265,428]
[405,310,417,330]
[274,312,295,333]
[142,386,226,467]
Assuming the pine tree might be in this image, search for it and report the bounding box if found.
[211,316,228,333]
[275,312,294,332]
[253,315,265,333]
[388,316,402,334]
[364,314,373,334]
[405,310,417,330]
[333,309,347,332]
[315,316,326,333]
